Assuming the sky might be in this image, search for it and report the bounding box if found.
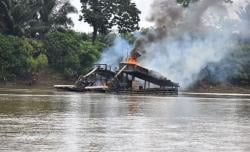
[69,0,247,33]
[69,0,154,33]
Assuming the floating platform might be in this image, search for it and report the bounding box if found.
[54,85,178,96]
[54,85,82,92]
[54,63,179,96]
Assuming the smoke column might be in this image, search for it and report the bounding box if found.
[98,36,132,67]
[133,0,242,88]
[98,0,249,89]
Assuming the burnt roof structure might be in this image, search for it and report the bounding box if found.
[120,63,179,87]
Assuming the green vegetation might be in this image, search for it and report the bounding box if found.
[0,0,140,84]
[198,42,250,86]
[0,33,48,82]
[79,0,141,43]
[45,31,104,78]
[0,0,40,36]
[232,44,250,81]
[0,0,107,84]
[0,0,77,38]
[0,31,106,83]
[33,0,77,38]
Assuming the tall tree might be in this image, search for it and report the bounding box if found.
[0,0,41,36]
[79,0,141,43]
[32,0,77,38]
[0,0,77,38]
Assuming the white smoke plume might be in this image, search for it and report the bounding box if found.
[236,1,250,39]
[135,0,242,88]
[98,0,250,89]
[98,36,132,67]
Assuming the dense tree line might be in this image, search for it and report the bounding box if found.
[0,0,140,84]
[0,33,48,82]
[0,0,81,83]
[44,31,105,78]
[0,31,107,83]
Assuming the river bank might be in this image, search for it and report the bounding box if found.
[1,71,250,94]
[1,82,250,95]
[0,69,74,89]
[187,83,250,94]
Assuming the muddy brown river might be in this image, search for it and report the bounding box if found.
[0,88,250,152]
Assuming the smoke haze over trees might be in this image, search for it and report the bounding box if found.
[100,0,250,88]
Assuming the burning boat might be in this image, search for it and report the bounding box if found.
[54,52,179,96]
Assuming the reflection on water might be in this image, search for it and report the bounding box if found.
[0,89,250,152]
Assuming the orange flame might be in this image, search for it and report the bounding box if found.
[125,57,137,65]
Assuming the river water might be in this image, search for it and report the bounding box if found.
[0,88,250,152]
